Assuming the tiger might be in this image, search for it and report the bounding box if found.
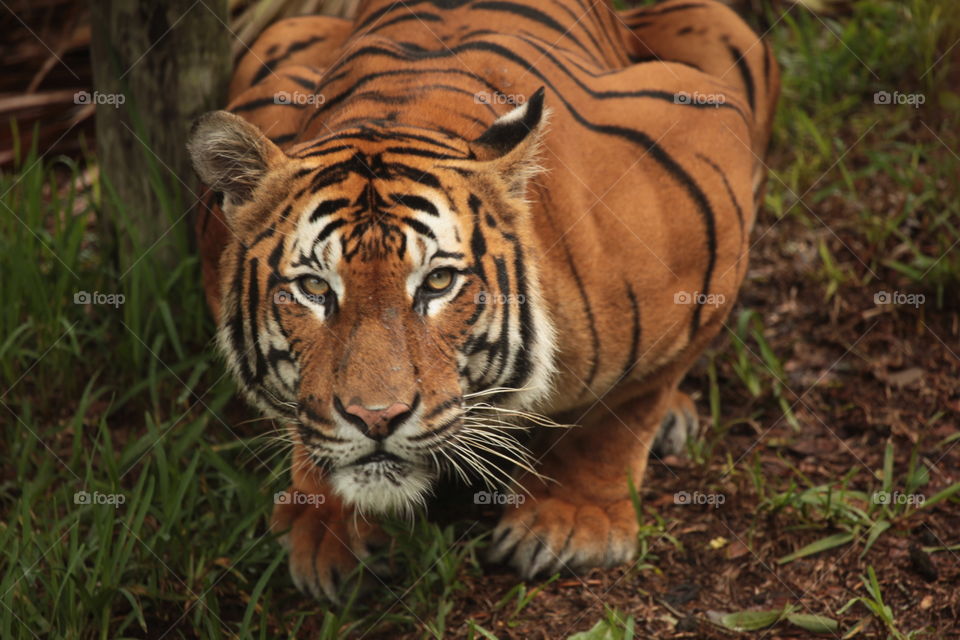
[188,0,778,601]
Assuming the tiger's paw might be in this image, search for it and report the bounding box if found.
[651,391,700,457]
[487,496,638,579]
[272,489,390,601]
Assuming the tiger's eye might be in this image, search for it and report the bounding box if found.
[299,276,330,297]
[424,268,454,293]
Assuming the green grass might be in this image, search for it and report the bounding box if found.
[2,0,959,637]
[838,566,930,639]
[765,0,960,301]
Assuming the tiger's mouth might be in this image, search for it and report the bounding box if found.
[349,451,403,466]
[329,451,435,514]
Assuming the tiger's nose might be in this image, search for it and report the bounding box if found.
[334,397,415,440]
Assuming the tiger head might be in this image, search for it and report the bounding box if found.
[188,90,556,514]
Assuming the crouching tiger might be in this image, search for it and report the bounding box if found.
[188,0,778,600]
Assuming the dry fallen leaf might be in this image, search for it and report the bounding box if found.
[709,536,729,550]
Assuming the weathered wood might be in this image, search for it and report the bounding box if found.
[90,0,230,268]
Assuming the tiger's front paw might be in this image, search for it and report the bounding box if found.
[272,489,389,601]
[487,495,638,579]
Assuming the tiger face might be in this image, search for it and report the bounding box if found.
[188,91,556,514]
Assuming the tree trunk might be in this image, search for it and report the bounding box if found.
[90,0,229,269]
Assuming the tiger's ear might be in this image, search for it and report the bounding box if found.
[471,87,547,198]
[187,111,287,211]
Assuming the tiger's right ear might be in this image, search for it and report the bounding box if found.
[470,87,548,199]
[187,111,286,211]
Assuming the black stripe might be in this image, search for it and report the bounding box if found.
[389,163,442,189]
[310,198,350,222]
[640,2,707,16]
[250,227,275,248]
[619,283,641,383]
[473,1,592,61]
[391,129,470,154]
[316,218,347,244]
[370,10,442,32]
[696,152,745,238]
[489,256,512,384]
[392,193,439,216]
[535,184,600,388]
[268,234,286,272]
[424,396,463,421]
[231,96,295,113]
[286,74,318,91]
[228,246,251,383]
[252,35,327,85]
[409,414,461,442]
[547,0,607,64]
[727,43,756,113]
[468,194,489,285]
[501,237,534,391]
[385,146,465,160]
[403,217,437,240]
[297,144,354,159]
[355,0,430,32]
[247,258,265,380]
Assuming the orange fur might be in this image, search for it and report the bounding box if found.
[189,0,778,598]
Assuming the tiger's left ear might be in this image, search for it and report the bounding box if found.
[471,87,547,198]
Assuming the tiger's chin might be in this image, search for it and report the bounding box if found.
[329,453,435,515]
